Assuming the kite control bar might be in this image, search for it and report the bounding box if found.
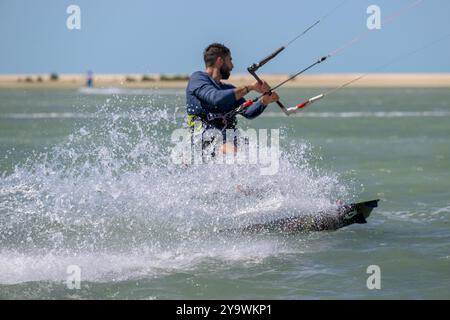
[286,94,324,115]
[240,56,329,116]
[247,46,290,115]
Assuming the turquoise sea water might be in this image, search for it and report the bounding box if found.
[0,87,449,299]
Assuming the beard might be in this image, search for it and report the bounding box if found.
[220,65,231,80]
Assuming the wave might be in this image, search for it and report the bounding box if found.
[1,112,97,119]
[77,87,184,96]
[379,204,450,223]
[3,110,450,120]
[262,111,450,118]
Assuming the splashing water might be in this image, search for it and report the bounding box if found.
[0,94,351,285]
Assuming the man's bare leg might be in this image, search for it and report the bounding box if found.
[219,142,237,155]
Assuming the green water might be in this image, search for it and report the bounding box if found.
[0,87,449,299]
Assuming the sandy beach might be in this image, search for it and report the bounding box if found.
[1,73,450,89]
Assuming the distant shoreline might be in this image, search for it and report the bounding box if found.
[1,73,450,88]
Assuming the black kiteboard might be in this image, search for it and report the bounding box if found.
[227,199,380,234]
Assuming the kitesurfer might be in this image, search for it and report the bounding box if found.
[186,43,279,155]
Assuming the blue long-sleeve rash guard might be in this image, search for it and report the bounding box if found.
[186,71,267,128]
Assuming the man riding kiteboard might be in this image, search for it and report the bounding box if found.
[186,43,279,156]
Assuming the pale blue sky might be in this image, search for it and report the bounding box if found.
[1,0,449,74]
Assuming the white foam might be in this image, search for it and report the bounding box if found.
[1,112,96,119]
[0,98,348,284]
[0,240,291,284]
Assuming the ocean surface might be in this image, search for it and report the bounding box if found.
[0,87,449,299]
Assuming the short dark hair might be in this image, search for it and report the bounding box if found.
[203,43,230,67]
